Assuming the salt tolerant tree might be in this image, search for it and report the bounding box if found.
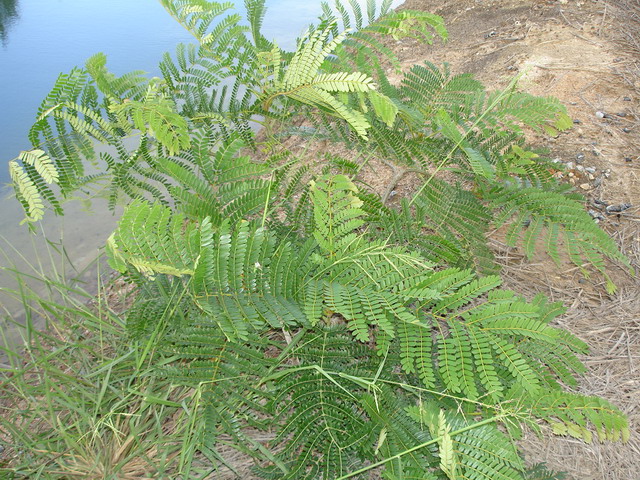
[8,1,630,478]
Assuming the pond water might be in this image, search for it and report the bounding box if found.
[0,0,403,354]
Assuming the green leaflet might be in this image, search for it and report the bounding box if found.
[9,160,45,222]
[368,89,398,126]
[483,182,633,280]
[106,200,202,277]
[310,174,365,259]
[18,149,59,184]
[264,22,375,138]
[110,83,191,155]
[435,109,495,179]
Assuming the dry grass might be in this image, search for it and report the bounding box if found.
[491,192,639,477]
[494,225,640,479]
[609,0,640,164]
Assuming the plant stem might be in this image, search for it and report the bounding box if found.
[336,415,505,479]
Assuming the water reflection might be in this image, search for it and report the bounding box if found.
[0,0,19,46]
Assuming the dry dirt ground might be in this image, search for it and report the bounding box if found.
[389,0,639,478]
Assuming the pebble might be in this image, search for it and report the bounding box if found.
[566,161,574,170]
[579,183,591,190]
[576,165,585,172]
[594,176,604,187]
[623,127,631,133]
[625,157,633,163]
[595,111,606,119]
[576,153,585,164]
[606,203,632,214]
[573,119,582,124]
[585,167,597,174]
[588,209,605,222]
[588,173,595,180]
[616,112,627,117]
[623,96,631,101]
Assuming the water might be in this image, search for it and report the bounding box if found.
[0,0,336,180]
[0,0,403,353]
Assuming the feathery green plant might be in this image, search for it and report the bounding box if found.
[103,173,627,478]
[5,0,632,478]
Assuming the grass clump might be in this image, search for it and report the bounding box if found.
[0,265,211,479]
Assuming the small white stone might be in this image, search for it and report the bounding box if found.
[580,183,591,190]
[595,111,605,119]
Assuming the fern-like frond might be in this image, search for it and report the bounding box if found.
[320,1,447,74]
[107,200,203,276]
[524,462,567,480]
[262,23,375,138]
[159,132,272,222]
[363,180,497,273]
[9,161,45,222]
[263,328,420,479]
[310,174,365,259]
[9,150,61,223]
[110,82,191,155]
[408,402,525,480]
[160,0,243,49]
[85,52,148,101]
[482,181,632,289]
[18,149,59,184]
[509,386,630,444]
